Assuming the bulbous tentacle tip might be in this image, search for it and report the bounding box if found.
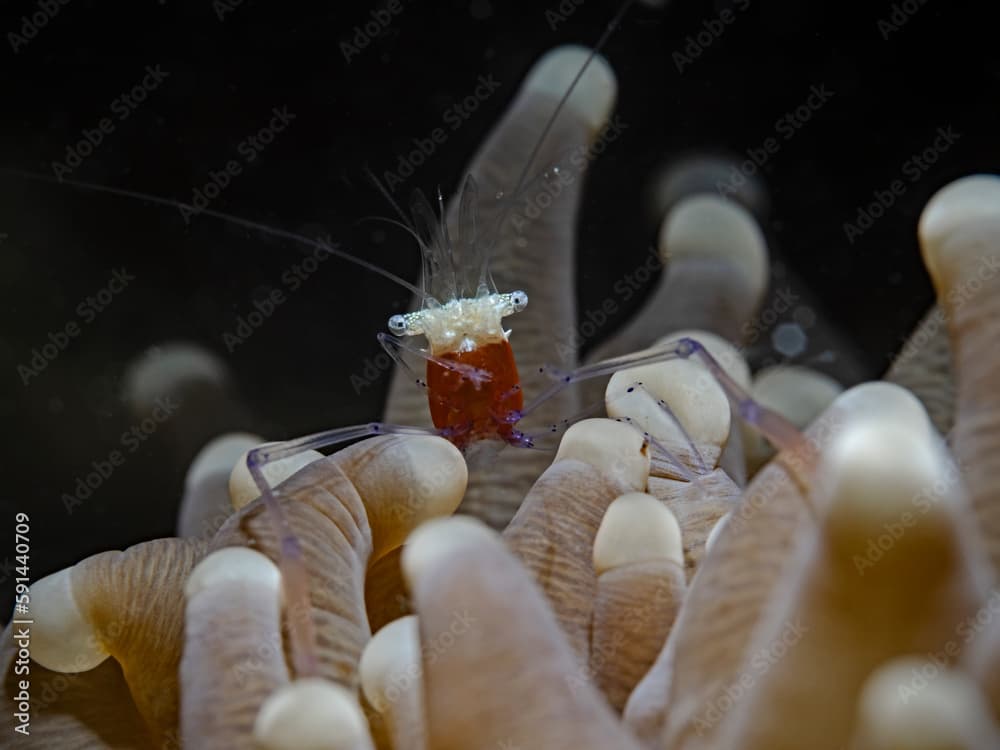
[853,658,1000,750]
[812,409,962,565]
[27,566,110,673]
[358,616,425,750]
[831,380,935,442]
[659,193,769,302]
[359,615,421,714]
[254,677,374,750]
[334,434,469,555]
[919,173,1000,283]
[593,492,683,573]
[228,442,324,510]
[645,153,770,231]
[401,515,496,588]
[180,431,263,536]
[703,510,730,555]
[605,357,729,477]
[521,45,617,133]
[555,417,651,492]
[657,329,752,389]
[183,546,281,601]
[185,431,262,491]
[121,340,230,416]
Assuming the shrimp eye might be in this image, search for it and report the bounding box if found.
[388,314,408,334]
[510,290,528,311]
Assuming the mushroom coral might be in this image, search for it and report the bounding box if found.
[4,45,1000,750]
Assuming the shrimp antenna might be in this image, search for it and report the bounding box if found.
[0,166,427,299]
[364,165,453,297]
[354,215,424,247]
[436,185,454,259]
[509,0,638,201]
[363,163,417,230]
[478,0,641,279]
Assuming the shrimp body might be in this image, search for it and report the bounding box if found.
[427,338,524,449]
[389,286,530,450]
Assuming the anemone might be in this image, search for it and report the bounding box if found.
[4,44,999,750]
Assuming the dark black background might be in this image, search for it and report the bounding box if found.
[1,0,997,618]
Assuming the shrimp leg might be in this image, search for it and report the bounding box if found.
[377,332,494,388]
[245,421,441,678]
[512,383,701,481]
[613,381,709,476]
[521,337,804,454]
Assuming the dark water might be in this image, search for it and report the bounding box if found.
[0,0,997,617]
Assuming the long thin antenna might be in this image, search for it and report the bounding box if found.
[2,2,643,301]
[478,0,640,279]
[363,164,416,229]
[355,215,424,247]
[509,0,638,202]
[0,166,426,299]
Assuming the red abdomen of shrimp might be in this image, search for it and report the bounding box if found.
[426,339,524,449]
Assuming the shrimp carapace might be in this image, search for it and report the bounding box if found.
[426,338,524,449]
[388,289,530,449]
